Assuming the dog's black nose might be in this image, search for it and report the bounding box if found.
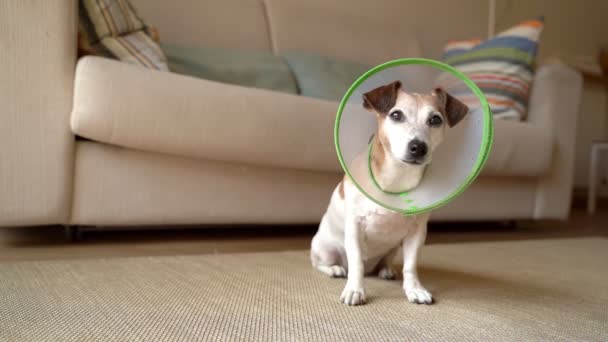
[408,139,428,158]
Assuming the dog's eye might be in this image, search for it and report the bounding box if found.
[428,114,443,127]
[389,110,404,122]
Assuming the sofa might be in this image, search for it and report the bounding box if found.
[0,0,583,229]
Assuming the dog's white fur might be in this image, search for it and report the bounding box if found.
[311,82,468,305]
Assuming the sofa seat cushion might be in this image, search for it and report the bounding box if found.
[72,57,552,178]
[71,141,341,225]
[71,57,341,173]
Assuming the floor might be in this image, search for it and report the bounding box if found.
[1,207,606,263]
[3,238,607,341]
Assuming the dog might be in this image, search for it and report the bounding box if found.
[311,81,469,305]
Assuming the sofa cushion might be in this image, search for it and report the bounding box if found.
[162,44,298,94]
[79,0,168,70]
[439,18,544,121]
[72,57,341,173]
[72,57,552,178]
[283,51,370,102]
[71,141,341,225]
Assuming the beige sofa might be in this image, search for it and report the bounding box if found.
[0,0,583,229]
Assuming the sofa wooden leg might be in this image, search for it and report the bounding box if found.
[64,225,83,242]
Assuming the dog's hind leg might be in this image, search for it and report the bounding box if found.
[311,240,347,278]
[311,222,347,278]
[315,264,347,278]
[376,248,399,280]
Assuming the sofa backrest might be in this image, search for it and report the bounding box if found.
[131,0,273,51]
[265,0,422,65]
[132,0,489,63]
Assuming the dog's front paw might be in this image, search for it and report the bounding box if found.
[378,266,396,280]
[404,284,433,304]
[340,286,367,306]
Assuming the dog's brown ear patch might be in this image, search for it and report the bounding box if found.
[363,81,401,114]
[433,87,469,127]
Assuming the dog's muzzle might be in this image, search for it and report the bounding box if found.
[403,139,428,164]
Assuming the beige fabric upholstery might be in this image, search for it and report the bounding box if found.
[129,0,488,59]
[433,177,537,221]
[265,0,422,65]
[72,57,552,178]
[71,142,540,225]
[130,0,272,51]
[0,1,76,226]
[527,64,583,219]
[72,57,341,173]
[3,238,607,340]
[71,141,341,226]
[1,0,583,227]
[265,0,489,62]
[481,119,552,177]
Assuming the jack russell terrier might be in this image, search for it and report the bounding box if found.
[311,81,469,305]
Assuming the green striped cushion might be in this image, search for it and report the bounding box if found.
[438,18,544,121]
[79,0,168,71]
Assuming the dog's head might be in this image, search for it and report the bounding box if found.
[363,81,469,166]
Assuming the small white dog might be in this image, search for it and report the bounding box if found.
[311,81,468,305]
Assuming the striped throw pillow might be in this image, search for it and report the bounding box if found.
[79,0,168,71]
[438,18,544,121]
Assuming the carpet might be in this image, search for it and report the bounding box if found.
[1,238,607,341]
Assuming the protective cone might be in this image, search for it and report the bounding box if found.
[335,59,493,215]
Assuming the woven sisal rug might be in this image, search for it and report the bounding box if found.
[1,238,607,341]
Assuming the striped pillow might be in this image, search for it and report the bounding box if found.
[439,18,544,121]
[79,0,168,71]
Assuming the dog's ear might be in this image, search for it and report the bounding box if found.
[362,81,401,114]
[433,87,469,127]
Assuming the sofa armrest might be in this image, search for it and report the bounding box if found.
[0,1,77,227]
[527,63,583,219]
